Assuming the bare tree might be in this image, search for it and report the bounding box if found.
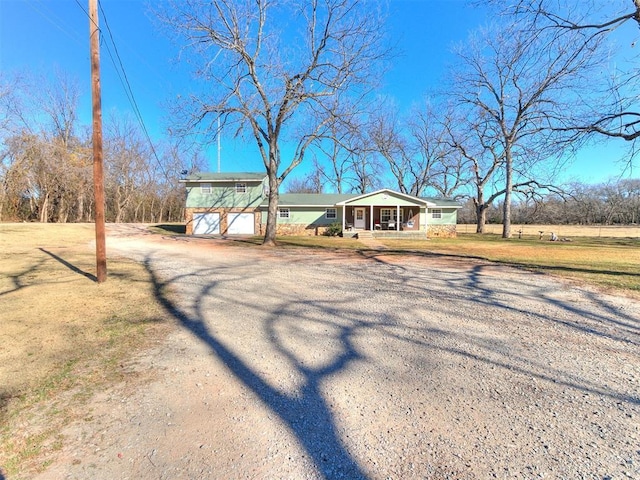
[492,1,640,152]
[312,107,384,194]
[368,106,411,193]
[104,116,152,223]
[0,72,91,223]
[407,103,471,198]
[449,20,603,237]
[285,171,324,193]
[368,101,470,198]
[0,70,199,224]
[505,178,640,225]
[445,117,504,233]
[158,0,387,244]
[311,112,360,194]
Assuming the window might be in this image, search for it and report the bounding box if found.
[380,208,403,222]
[278,208,290,219]
[235,183,247,193]
[201,183,212,194]
[325,208,337,219]
[432,209,442,219]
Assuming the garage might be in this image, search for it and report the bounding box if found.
[192,212,220,235]
[227,213,255,235]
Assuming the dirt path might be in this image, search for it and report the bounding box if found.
[35,225,640,479]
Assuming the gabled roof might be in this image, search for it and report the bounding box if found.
[260,193,353,207]
[335,188,432,206]
[256,190,462,208]
[421,197,463,208]
[181,172,266,183]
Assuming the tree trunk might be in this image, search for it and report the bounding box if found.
[502,152,513,238]
[263,169,280,245]
[76,194,85,222]
[39,193,49,223]
[0,187,6,222]
[150,197,156,223]
[476,205,487,233]
[59,196,69,223]
[475,188,487,233]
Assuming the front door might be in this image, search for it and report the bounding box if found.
[354,207,366,229]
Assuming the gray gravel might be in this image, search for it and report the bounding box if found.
[36,226,640,479]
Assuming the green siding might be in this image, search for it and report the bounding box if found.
[428,207,457,225]
[186,181,265,209]
[261,207,342,225]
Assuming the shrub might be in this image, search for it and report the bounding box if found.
[324,222,342,237]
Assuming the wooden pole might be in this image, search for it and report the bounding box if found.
[90,0,107,282]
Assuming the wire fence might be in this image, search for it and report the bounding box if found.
[457,224,640,238]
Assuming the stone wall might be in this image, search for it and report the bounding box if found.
[184,207,198,235]
[258,223,332,236]
[427,224,457,238]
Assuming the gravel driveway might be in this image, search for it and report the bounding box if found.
[37,226,639,479]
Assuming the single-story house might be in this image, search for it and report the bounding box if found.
[181,172,461,237]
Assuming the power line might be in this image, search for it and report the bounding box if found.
[74,0,172,184]
[98,2,171,183]
[27,0,85,47]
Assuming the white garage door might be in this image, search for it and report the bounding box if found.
[227,213,255,235]
[193,213,220,235]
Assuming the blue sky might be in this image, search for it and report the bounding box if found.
[0,0,636,187]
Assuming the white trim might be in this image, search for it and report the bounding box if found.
[180,175,267,183]
[354,207,366,229]
[370,204,374,231]
[342,205,346,232]
[429,204,463,209]
[274,204,339,208]
[335,188,432,206]
[278,208,290,219]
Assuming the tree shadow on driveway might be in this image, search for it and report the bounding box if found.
[143,256,371,479]
[138,245,640,478]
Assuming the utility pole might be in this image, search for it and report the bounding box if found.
[90,0,107,282]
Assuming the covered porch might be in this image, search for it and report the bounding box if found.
[337,190,433,235]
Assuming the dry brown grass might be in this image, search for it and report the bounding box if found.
[229,225,640,295]
[457,223,640,238]
[381,233,640,295]
[0,223,169,477]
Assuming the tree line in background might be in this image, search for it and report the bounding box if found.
[283,0,640,236]
[2,1,639,238]
[456,179,640,226]
[0,72,203,223]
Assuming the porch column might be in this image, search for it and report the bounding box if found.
[342,205,345,232]
[370,204,374,231]
[396,205,400,231]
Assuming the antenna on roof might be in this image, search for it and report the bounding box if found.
[217,117,221,173]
